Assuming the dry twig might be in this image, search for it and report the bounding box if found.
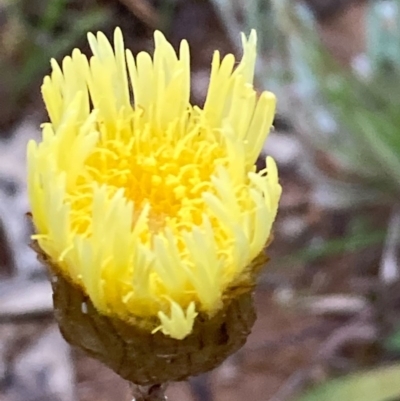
[117,0,159,28]
[268,309,377,401]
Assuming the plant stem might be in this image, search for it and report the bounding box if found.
[130,383,168,401]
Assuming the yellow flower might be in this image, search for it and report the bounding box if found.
[27,28,281,340]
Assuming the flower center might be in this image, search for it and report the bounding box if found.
[66,107,228,237]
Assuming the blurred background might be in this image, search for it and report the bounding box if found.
[1,0,400,400]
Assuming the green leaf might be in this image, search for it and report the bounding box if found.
[385,326,400,352]
[296,365,400,401]
[283,229,385,264]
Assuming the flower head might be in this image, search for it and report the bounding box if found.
[28,28,281,341]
